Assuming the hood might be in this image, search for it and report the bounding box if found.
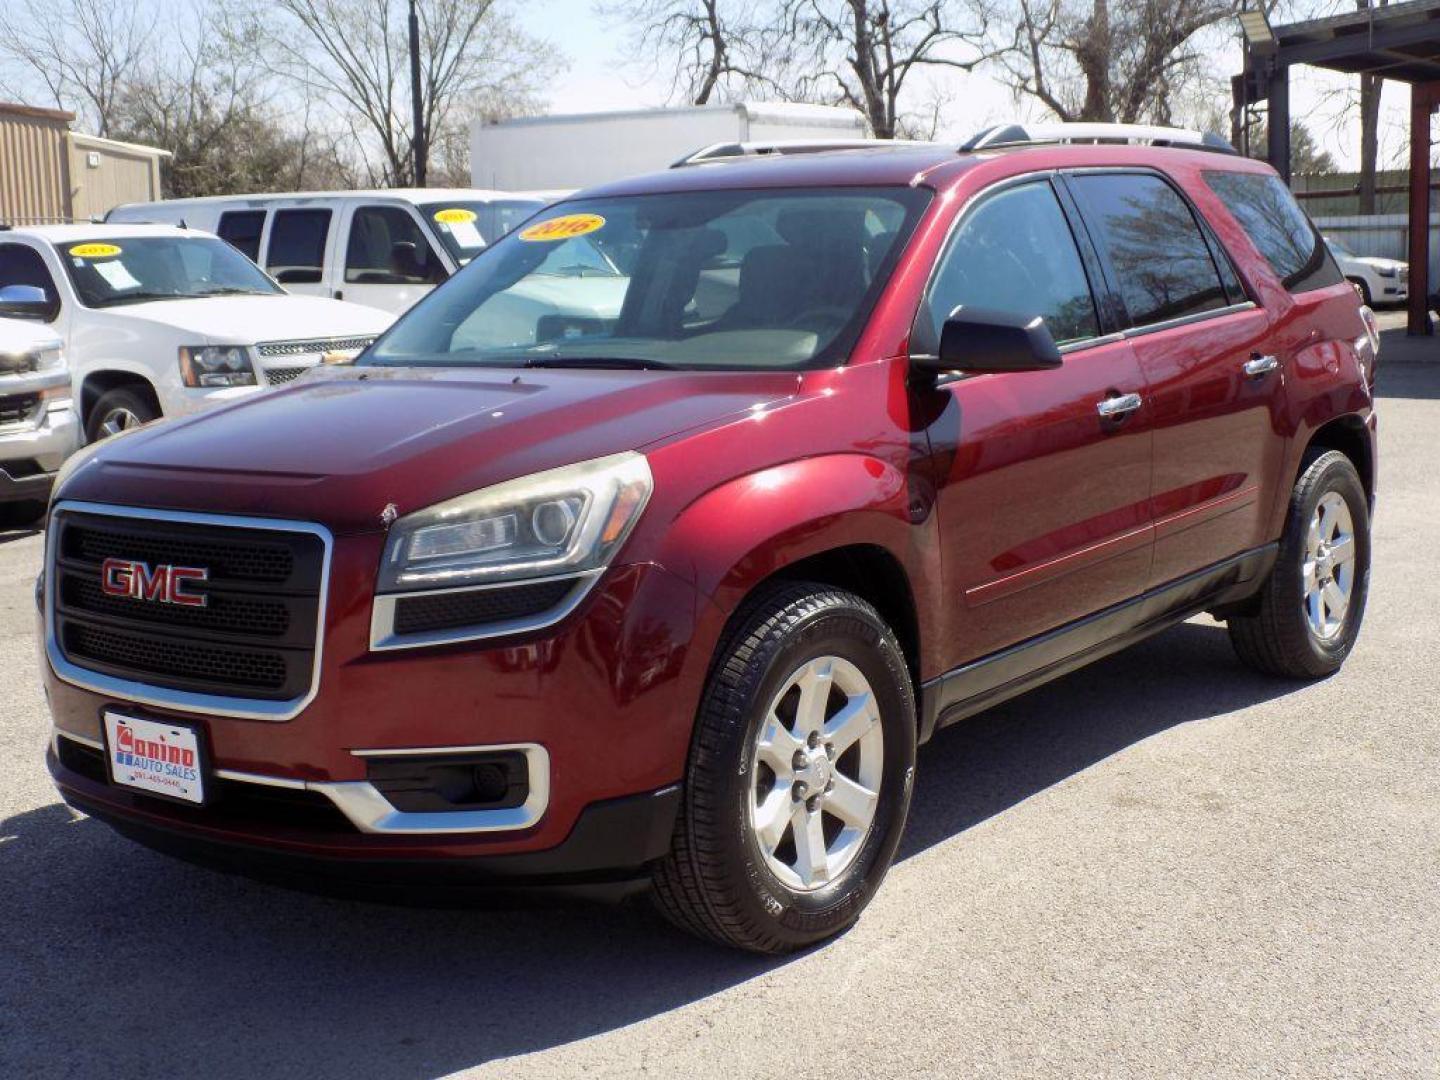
[0,317,62,353]
[1355,256,1406,272]
[62,364,799,533]
[104,295,394,344]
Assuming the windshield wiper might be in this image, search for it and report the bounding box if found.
[523,356,678,371]
[194,286,272,297]
[95,291,192,306]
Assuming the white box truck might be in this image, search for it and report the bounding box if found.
[470,102,870,191]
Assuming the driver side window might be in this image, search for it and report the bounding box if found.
[926,181,1099,349]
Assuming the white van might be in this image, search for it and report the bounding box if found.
[106,189,559,315]
[0,224,393,440]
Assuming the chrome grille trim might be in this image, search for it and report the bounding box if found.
[256,336,375,358]
[45,501,333,722]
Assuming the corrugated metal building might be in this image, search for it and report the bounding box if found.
[0,102,168,225]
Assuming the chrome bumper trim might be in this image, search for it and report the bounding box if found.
[55,730,550,835]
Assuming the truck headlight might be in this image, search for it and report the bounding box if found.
[179,345,256,387]
[378,451,653,592]
[1375,266,1398,279]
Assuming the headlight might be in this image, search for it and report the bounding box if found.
[0,346,62,374]
[378,451,653,592]
[179,345,256,387]
[1375,266,1398,279]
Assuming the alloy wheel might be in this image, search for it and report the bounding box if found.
[748,655,884,892]
[1303,490,1357,640]
[98,408,142,438]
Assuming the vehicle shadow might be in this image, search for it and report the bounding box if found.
[0,523,42,546]
[0,620,1298,1079]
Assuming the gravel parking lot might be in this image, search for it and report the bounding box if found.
[1,362,1436,1079]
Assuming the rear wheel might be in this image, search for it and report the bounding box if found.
[86,387,157,442]
[651,583,916,953]
[1228,450,1370,678]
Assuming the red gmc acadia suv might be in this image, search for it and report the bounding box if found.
[40,125,1379,953]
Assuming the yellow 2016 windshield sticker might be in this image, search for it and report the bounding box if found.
[69,243,123,258]
[433,208,477,224]
[518,214,605,242]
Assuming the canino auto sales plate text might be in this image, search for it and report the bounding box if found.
[104,712,204,804]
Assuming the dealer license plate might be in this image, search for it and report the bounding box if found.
[103,712,205,805]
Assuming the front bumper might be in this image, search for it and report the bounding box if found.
[43,530,713,873]
[0,394,80,504]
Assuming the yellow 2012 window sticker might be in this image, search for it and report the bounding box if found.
[69,243,123,259]
[518,214,605,242]
[433,208,477,224]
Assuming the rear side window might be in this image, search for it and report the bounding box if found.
[265,208,331,284]
[1070,173,1228,328]
[1204,171,1344,293]
[0,244,60,320]
[217,210,266,261]
[923,181,1099,348]
[345,206,446,285]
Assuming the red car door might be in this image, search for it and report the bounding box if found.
[1066,170,1283,587]
[916,178,1155,669]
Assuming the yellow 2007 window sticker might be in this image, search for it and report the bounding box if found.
[433,208,477,224]
[518,214,605,242]
[69,243,123,259]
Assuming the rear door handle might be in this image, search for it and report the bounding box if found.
[1096,392,1143,418]
[1243,354,1279,377]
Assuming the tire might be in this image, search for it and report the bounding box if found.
[86,387,157,443]
[1348,277,1373,307]
[1228,450,1370,678]
[650,582,917,953]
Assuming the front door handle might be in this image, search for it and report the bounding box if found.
[1243,354,1279,377]
[1096,392,1143,419]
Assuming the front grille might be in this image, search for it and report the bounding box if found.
[52,510,326,704]
[0,392,39,426]
[392,579,576,636]
[264,366,310,385]
[257,336,374,358]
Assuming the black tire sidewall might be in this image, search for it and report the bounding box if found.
[86,388,156,443]
[704,595,916,946]
[1279,453,1371,671]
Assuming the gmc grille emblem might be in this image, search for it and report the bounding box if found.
[100,558,209,608]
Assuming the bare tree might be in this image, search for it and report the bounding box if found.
[0,0,155,136]
[603,0,774,104]
[254,0,556,186]
[778,1,998,138]
[994,0,1244,125]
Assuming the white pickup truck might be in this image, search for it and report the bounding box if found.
[0,224,393,440]
[0,315,80,521]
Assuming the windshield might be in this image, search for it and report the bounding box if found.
[421,199,549,264]
[1325,235,1355,258]
[61,235,282,308]
[370,187,931,372]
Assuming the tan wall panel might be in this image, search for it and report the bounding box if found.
[68,139,164,221]
[0,114,70,224]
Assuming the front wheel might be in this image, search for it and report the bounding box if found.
[651,583,916,953]
[86,387,158,443]
[1228,450,1371,678]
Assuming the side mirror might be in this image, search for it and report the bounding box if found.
[913,307,1063,379]
[0,284,54,320]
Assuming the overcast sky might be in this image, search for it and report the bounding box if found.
[517,0,1418,174]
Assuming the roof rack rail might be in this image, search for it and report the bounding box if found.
[670,138,932,168]
[961,122,1237,155]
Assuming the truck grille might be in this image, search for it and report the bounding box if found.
[257,336,375,358]
[0,392,39,427]
[50,509,327,705]
[264,366,310,385]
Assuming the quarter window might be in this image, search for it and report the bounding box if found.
[1204,171,1345,294]
[1070,173,1228,328]
[345,206,446,285]
[265,208,331,284]
[0,244,60,320]
[217,210,266,261]
[924,181,1100,348]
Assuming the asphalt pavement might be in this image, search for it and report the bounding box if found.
[1,363,1436,1079]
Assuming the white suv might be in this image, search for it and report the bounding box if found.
[0,224,393,441]
[1324,234,1408,307]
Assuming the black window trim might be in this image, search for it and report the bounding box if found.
[1056,166,1258,339]
[910,170,1114,373]
[0,240,63,323]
